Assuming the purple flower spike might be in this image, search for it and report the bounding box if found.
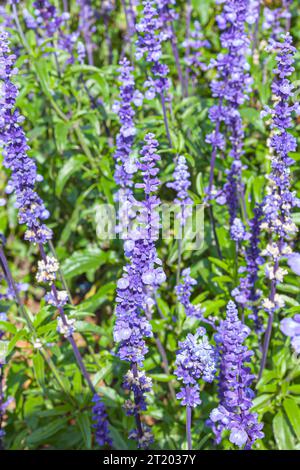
[92,394,112,447]
[113,58,141,191]
[0,31,52,244]
[175,328,216,408]
[232,205,264,332]
[260,33,300,325]
[167,156,193,226]
[77,0,96,66]
[136,0,170,99]
[206,0,252,238]
[114,133,165,447]
[24,0,80,65]
[209,301,264,449]
[176,268,216,327]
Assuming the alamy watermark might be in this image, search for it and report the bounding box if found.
[95,200,205,251]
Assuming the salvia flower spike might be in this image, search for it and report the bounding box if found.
[210,300,264,449]
[114,133,166,448]
[259,32,300,377]
[206,0,252,241]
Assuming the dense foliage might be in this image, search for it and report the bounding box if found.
[1,0,300,451]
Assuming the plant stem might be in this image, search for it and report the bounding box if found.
[184,0,192,96]
[177,239,182,285]
[161,93,172,147]
[258,273,277,380]
[170,24,185,96]
[0,247,73,399]
[131,362,145,441]
[208,205,222,259]
[48,240,73,305]
[12,4,97,170]
[154,333,176,400]
[186,405,192,450]
[38,243,96,394]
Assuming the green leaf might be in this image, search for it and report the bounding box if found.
[150,373,176,382]
[33,352,45,388]
[273,410,295,450]
[61,247,108,279]
[56,155,86,197]
[109,426,129,450]
[27,418,68,445]
[283,398,300,441]
[77,412,92,449]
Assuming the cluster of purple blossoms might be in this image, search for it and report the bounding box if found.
[113,58,142,191]
[210,301,264,449]
[136,0,170,100]
[167,155,193,227]
[176,269,217,327]
[92,394,112,447]
[263,1,292,39]
[206,0,252,242]
[232,205,264,332]
[245,0,260,26]
[183,21,210,78]
[175,327,216,408]
[0,6,13,29]
[112,58,143,237]
[0,31,52,245]
[176,268,207,321]
[280,314,300,354]
[260,33,299,316]
[24,0,80,65]
[114,133,165,447]
[77,0,96,65]
[155,0,178,45]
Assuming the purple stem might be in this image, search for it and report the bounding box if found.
[160,92,172,147]
[258,276,277,380]
[208,101,223,196]
[258,248,281,380]
[170,23,185,95]
[38,243,96,394]
[184,0,192,96]
[131,362,145,440]
[186,404,192,450]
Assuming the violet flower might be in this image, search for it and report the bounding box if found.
[209,300,264,449]
[167,155,193,227]
[92,394,112,447]
[113,58,142,192]
[259,33,300,377]
[114,133,165,448]
[112,57,143,238]
[232,205,264,332]
[280,315,300,354]
[135,0,170,100]
[77,0,96,65]
[176,268,216,327]
[24,0,79,65]
[263,2,292,39]
[287,252,300,276]
[206,0,252,241]
[175,327,216,449]
[183,20,210,79]
[175,328,216,407]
